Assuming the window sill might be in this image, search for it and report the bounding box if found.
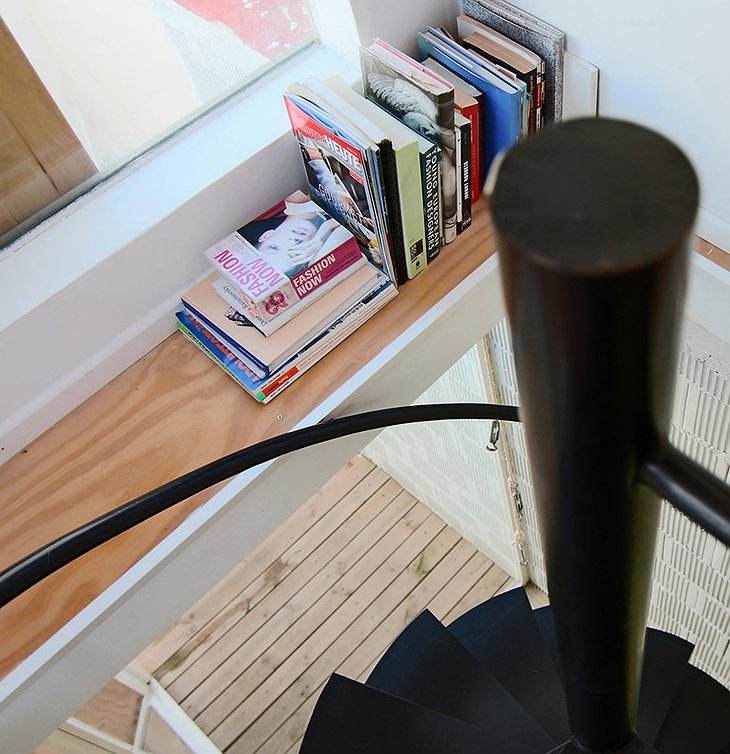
[0,43,358,463]
[0,43,358,332]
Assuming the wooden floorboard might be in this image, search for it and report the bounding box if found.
[142,455,512,753]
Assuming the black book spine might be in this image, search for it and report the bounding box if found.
[379,139,407,285]
[458,119,472,233]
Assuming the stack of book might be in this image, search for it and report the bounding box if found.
[282,2,560,286]
[177,191,396,403]
[177,2,565,404]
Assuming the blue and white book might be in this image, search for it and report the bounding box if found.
[417,27,521,173]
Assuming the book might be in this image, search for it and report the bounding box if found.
[204,191,365,325]
[454,112,472,234]
[457,14,543,133]
[461,0,564,123]
[419,136,442,261]
[416,27,522,174]
[287,80,408,285]
[283,92,398,284]
[177,276,396,403]
[359,39,458,245]
[422,57,482,204]
[182,263,384,377]
[311,75,429,279]
[422,57,483,197]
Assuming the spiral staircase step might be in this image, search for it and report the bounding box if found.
[366,608,555,750]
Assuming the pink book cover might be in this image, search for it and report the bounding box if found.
[204,190,363,322]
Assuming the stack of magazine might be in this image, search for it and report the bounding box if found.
[177,190,396,404]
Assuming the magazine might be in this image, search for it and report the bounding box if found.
[177,277,397,403]
[284,92,398,284]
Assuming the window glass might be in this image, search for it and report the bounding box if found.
[0,0,315,249]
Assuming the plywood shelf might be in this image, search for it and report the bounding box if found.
[0,201,498,680]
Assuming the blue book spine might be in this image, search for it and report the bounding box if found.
[416,33,520,173]
[180,300,269,375]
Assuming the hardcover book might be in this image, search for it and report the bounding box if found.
[416,27,522,174]
[454,111,472,234]
[360,39,458,244]
[457,14,543,133]
[422,56,483,196]
[205,191,364,324]
[461,0,564,123]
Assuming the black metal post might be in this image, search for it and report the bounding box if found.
[490,119,699,751]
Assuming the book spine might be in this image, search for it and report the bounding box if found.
[379,139,408,285]
[260,282,396,402]
[420,142,441,262]
[365,141,400,286]
[180,301,270,376]
[179,281,396,403]
[394,143,428,279]
[457,117,472,232]
[454,124,463,234]
[472,91,486,186]
[525,68,538,133]
[537,59,546,129]
[456,101,480,204]
[177,309,268,381]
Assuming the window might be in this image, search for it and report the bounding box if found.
[0,0,316,250]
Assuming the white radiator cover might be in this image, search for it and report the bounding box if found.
[365,315,730,686]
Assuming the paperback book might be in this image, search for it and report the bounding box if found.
[205,191,365,325]
[360,39,458,244]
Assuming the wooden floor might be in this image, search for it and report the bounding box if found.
[136,455,516,753]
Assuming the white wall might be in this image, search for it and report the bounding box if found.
[510,0,730,251]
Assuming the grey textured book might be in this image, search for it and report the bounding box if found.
[462,0,564,123]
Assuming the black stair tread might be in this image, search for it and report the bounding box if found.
[548,735,659,753]
[447,587,571,743]
[636,628,694,745]
[654,663,730,754]
[533,605,560,675]
[300,673,543,754]
[366,609,556,750]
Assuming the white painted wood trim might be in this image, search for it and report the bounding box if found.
[146,679,221,754]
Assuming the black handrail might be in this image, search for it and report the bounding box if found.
[0,402,519,610]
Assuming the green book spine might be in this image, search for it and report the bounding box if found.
[394,140,427,278]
